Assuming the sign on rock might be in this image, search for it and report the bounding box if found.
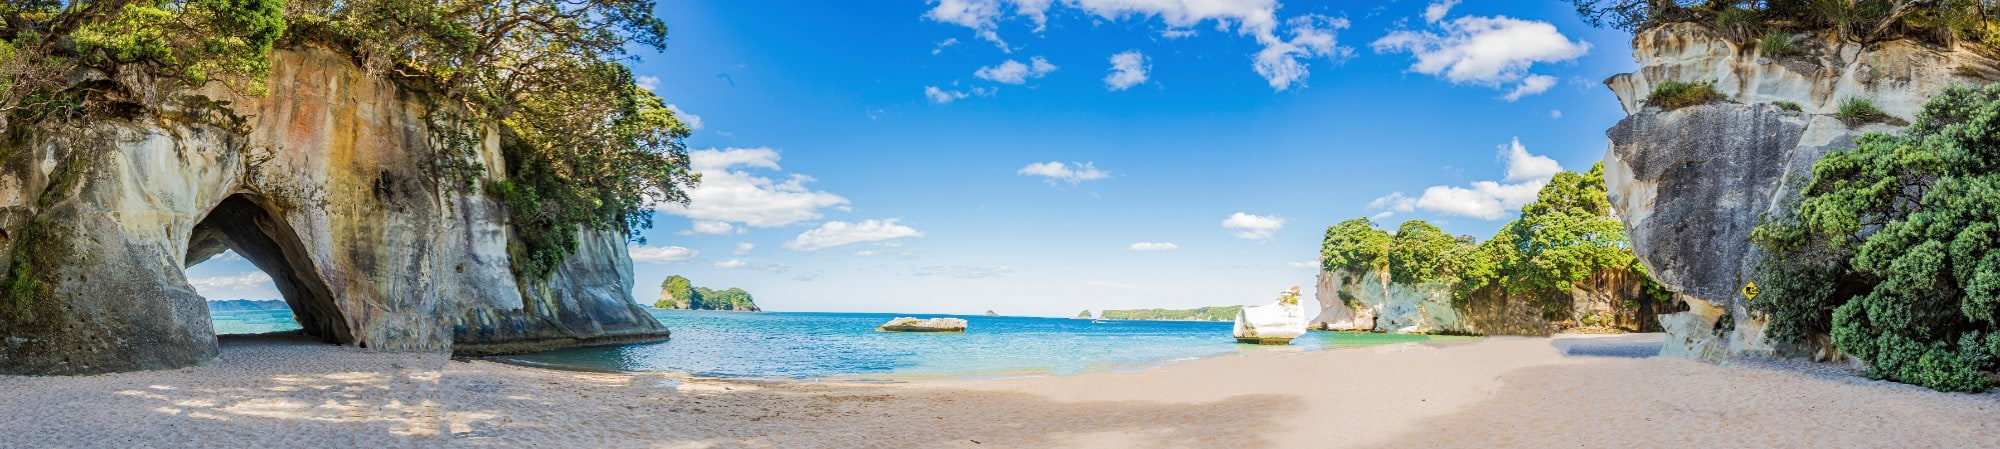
[1741,282,1760,300]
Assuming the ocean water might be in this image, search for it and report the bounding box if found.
[209,308,1461,379]
[498,310,1462,379]
[211,309,303,335]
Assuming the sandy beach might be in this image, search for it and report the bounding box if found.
[2,332,1996,448]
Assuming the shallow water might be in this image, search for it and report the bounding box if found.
[211,309,302,335]
[210,308,1460,379]
[498,310,1461,379]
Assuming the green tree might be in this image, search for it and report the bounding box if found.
[1752,84,2000,392]
[1321,218,1392,273]
[1388,220,1463,284]
[1457,164,1665,316]
[655,275,694,309]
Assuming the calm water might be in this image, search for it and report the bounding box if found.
[210,308,1459,379]
[211,309,303,335]
[499,310,1460,379]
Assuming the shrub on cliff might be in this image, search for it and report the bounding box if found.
[1,1,699,282]
[1321,218,1392,273]
[1645,81,1725,111]
[1570,1,2000,46]
[1752,84,2000,392]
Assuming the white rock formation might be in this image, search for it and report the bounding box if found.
[1233,300,1307,344]
[877,317,968,333]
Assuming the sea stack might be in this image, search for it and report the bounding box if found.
[1234,287,1308,344]
[877,317,969,333]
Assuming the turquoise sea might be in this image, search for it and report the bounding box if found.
[211,309,304,335]
[211,308,1460,379]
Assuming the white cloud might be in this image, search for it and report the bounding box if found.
[1500,137,1561,182]
[1549,109,1563,119]
[975,57,1058,84]
[188,272,272,290]
[714,259,787,272]
[926,0,1011,50]
[1128,242,1179,251]
[658,148,851,228]
[1371,14,1589,101]
[665,104,703,130]
[1104,50,1150,91]
[630,245,700,264]
[1017,161,1110,185]
[735,242,755,256]
[926,86,970,104]
[636,76,660,91]
[1223,212,1285,241]
[1287,261,1319,269]
[926,1,1352,90]
[855,250,881,256]
[1367,138,1562,221]
[914,265,1013,279]
[1252,15,1353,91]
[933,37,961,55]
[1501,74,1558,102]
[1423,0,1459,23]
[925,86,993,104]
[784,219,925,251]
[678,220,737,236]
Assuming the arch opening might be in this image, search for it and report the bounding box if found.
[184,193,355,346]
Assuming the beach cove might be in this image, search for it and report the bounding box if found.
[3,332,1996,448]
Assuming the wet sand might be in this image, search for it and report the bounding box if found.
[2,332,1996,448]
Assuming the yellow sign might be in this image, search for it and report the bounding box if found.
[1742,282,1761,300]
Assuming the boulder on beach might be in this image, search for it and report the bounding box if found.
[877,317,969,333]
[1234,287,1308,344]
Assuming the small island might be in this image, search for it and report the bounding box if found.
[877,317,968,333]
[1098,306,1242,322]
[1075,310,1093,319]
[983,310,999,317]
[654,275,761,312]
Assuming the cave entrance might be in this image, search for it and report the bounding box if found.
[184,194,355,346]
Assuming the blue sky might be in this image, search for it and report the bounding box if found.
[188,0,1640,318]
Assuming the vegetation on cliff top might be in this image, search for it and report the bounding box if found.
[1322,164,1671,321]
[655,275,760,312]
[1752,84,2000,392]
[1571,0,2000,47]
[1098,306,1242,322]
[0,1,697,282]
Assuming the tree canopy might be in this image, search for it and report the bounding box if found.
[1752,84,2000,392]
[0,0,696,281]
[1321,164,1668,318]
[1569,0,2000,46]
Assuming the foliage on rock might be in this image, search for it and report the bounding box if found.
[1645,80,1725,111]
[1570,0,2000,46]
[654,275,759,311]
[1752,84,2000,392]
[1323,164,1671,320]
[0,1,699,283]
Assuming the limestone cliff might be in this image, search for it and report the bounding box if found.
[1602,23,1996,360]
[1310,267,1663,336]
[0,46,668,374]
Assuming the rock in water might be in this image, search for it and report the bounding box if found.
[983,310,999,317]
[877,317,968,333]
[0,47,669,375]
[1234,300,1306,344]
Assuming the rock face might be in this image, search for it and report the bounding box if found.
[1310,268,1664,336]
[1232,300,1306,344]
[1601,23,1993,360]
[877,317,968,333]
[0,46,668,375]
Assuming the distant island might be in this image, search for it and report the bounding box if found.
[1075,310,1092,319]
[654,275,761,312]
[207,299,289,312]
[1098,306,1242,322]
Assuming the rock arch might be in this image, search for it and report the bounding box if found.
[0,46,669,375]
[186,193,352,345]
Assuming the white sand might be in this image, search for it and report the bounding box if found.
[2,332,1996,448]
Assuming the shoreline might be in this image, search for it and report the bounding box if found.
[7,332,1997,448]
